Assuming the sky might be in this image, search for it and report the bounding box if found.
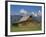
[10,5,42,16]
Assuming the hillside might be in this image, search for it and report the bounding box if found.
[11,15,41,32]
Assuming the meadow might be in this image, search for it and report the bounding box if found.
[11,20,41,32]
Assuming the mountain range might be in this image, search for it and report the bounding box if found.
[11,15,42,24]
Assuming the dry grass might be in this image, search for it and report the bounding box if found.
[11,20,41,32]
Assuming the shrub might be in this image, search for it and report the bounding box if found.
[12,23,18,27]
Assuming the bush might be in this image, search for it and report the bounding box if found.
[12,23,18,27]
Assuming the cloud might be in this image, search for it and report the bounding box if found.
[32,10,42,17]
[32,12,38,17]
[34,14,38,17]
[20,9,27,14]
[38,10,42,16]
[32,12,35,15]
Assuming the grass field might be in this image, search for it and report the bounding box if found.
[10,20,42,32]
